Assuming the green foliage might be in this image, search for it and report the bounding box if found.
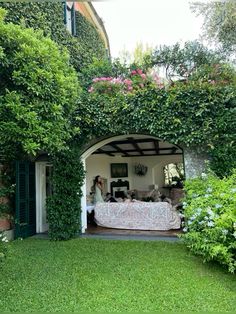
[79,57,131,90]
[191,1,236,56]
[80,52,236,177]
[0,3,109,240]
[210,143,236,178]
[0,10,80,156]
[75,11,107,66]
[46,147,85,240]
[119,41,153,68]
[79,68,235,151]
[0,163,14,217]
[0,2,108,72]
[181,170,236,272]
[147,41,224,82]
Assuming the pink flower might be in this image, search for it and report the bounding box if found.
[131,70,137,75]
[127,86,133,91]
[141,74,146,79]
[124,79,132,85]
[139,83,144,88]
[137,69,143,75]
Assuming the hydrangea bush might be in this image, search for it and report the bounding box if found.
[181,170,236,273]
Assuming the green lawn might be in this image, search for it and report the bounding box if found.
[0,238,235,312]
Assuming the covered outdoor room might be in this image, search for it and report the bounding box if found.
[81,134,185,236]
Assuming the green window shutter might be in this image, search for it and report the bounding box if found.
[71,4,76,36]
[15,161,36,239]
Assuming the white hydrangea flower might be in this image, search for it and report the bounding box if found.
[201,173,207,179]
[204,194,210,198]
[206,187,213,193]
[230,188,236,193]
[206,207,213,215]
[233,222,236,229]
[222,229,228,235]
[196,208,202,214]
[215,204,222,209]
[1,236,8,243]
[233,231,236,238]
[207,221,215,227]
[183,227,188,232]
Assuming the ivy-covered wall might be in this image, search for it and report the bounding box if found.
[0,2,109,240]
[0,2,108,72]
[1,3,235,241]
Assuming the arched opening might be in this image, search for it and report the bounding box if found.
[80,133,184,233]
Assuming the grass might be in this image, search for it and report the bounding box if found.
[0,238,236,312]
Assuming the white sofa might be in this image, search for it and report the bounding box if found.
[94,201,181,231]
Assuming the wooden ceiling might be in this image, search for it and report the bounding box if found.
[92,137,182,157]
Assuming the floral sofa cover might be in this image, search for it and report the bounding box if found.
[94,201,181,231]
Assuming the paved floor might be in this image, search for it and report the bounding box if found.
[81,233,181,242]
[32,225,182,242]
[83,225,181,241]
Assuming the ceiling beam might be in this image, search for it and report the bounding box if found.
[109,143,130,157]
[111,138,157,145]
[120,153,183,157]
[93,147,179,154]
[153,140,160,154]
[171,147,178,154]
[127,137,144,155]
[98,148,115,157]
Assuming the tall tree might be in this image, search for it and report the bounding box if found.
[191,1,236,55]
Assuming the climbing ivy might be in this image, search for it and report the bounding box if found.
[46,146,85,240]
[75,11,107,67]
[0,2,107,72]
[77,76,236,149]
[1,2,235,240]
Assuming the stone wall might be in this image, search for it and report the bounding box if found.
[183,147,209,179]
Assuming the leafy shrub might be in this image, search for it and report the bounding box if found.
[0,8,80,156]
[181,170,236,272]
[46,147,85,240]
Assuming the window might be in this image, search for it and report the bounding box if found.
[64,2,76,36]
[164,163,184,186]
